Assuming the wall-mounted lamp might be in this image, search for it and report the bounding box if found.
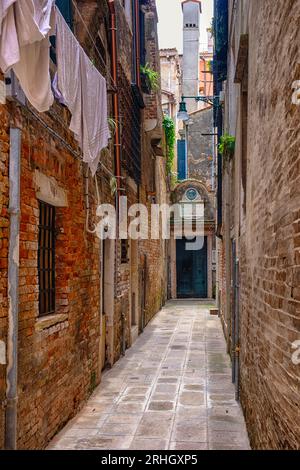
[177,95,219,122]
[177,100,189,122]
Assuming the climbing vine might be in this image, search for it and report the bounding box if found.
[163,116,176,175]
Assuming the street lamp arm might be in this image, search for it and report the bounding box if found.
[181,95,219,107]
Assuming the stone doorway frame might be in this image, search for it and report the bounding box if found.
[129,239,139,345]
[101,238,115,368]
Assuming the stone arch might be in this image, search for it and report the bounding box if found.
[172,180,214,222]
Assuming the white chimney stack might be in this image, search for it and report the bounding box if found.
[182,0,202,114]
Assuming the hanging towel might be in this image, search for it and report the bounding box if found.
[0,0,55,112]
[55,9,81,139]
[0,0,16,34]
[80,49,110,176]
[55,9,110,176]
[0,1,19,71]
[51,72,67,105]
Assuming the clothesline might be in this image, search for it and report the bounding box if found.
[55,8,110,176]
[70,0,116,90]
[0,1,112,176]
[28,104,115,179]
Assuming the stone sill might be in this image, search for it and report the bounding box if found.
[35,313,68,331]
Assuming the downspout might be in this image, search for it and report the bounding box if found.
[134,0,141,88]
[108,0,121,200]
[5,128,21,450]
[234,257,240,401]
[108,0,125,357]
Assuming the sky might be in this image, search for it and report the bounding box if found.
[156,0,213,53]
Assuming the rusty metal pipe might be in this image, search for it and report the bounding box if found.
[108,0,121,199]
[5,128,21,450]
[134,0,141,88]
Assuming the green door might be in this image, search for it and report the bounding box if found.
[176,237,207,298]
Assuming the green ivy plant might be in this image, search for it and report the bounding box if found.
[140,63,160,92]
[163,116,176,175]
[218,133,236,163]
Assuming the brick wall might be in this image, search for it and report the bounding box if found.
[0,1,113,449]
[0,85,9,449]
[140,0,167,323]
[19,113,102,449]
[0,95,106,449]
[222,0,300,450]
[0,0,167,449]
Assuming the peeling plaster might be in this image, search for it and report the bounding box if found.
[34,170,68,207]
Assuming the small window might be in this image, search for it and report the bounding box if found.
[56,0,73,29]
[38,201,56,316]
[121,239,129,264]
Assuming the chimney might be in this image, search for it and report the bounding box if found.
[207,28,213,53]
[182,0,202,114]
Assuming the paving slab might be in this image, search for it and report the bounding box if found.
[48,301,250,450]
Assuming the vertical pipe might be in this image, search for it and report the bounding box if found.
[235,258,240,401]
[5,128,21,450]
[142,256,147,330]
[109,0,122,360]
[231,239,236,384]
[135,0,141,88]
[121,311,126,356]
[108,1,121,196]
[185,123,189,179]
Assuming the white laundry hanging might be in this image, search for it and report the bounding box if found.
[0,0,55,112]
[55,8,110,176]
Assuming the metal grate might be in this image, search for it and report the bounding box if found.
[118,65,141,184]
[38,201,56,316]
[121,239,129,264]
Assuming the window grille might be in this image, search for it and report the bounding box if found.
[121,240,129,264]
[38,201,56,316]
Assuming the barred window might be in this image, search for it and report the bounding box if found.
[38,201,56,316]
[121,239,129,264]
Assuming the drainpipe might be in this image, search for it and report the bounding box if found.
[109,0,125,359]
[234,258,240,401]
[134,0,141,88]
[5,128,21,450]
[121,311,126,356]
[108,0,121,202]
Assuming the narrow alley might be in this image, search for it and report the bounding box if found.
[48,301,250,451]
[0,0,300,455]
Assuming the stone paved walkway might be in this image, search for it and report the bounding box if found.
[48,301,250,450]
